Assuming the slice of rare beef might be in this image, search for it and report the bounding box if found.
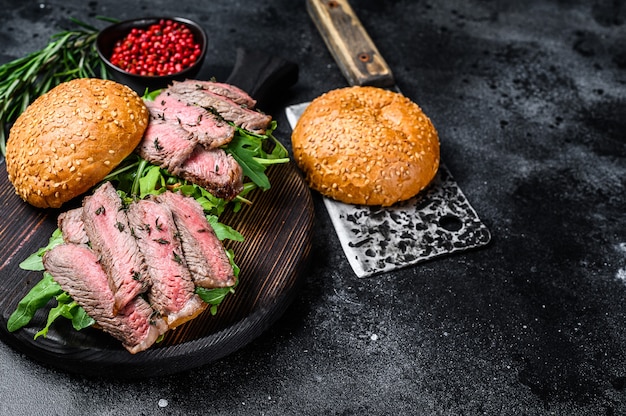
[166,85,272,134]
[43,243,167,354]
[172,146,244,201]
[156,191,236,288]
[145,92,234,148]
[58,207,89,245]
[136,118,197,172]
[136,121,243,201]
[82,182,150,313]
[171,80,257,109]
[127,197,206,328]
[113,295,168,354]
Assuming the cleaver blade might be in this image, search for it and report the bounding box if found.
[289,0,491,277]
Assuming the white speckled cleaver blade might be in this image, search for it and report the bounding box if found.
[286,103,491,277]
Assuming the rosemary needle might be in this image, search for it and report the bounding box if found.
[0,17,115,157]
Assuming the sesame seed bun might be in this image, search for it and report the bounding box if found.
[291,86,440,206]
[5,78,149,208]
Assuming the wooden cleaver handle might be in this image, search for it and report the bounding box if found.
[306,0,395,87]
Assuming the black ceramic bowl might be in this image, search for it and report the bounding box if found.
[96,17,208,94]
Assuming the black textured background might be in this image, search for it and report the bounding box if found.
[1,0,625,414]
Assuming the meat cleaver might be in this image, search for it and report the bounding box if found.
[285,0,491,277]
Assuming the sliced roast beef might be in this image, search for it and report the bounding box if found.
[172,147,244,201]
[113,296,168,354]
[82,182,150,313]
[58,207,88,245]
[127,197,206,328]
[156,191,235,288]
[166,85,272,134]
[137,118,197,172]
[42,243,167,354]
[171,79,257,109]
[43,244,115,317]
[136,131,243,201]
[145,92,234,149]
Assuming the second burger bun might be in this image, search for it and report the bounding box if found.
[5,78,149,209]
[291,86,440,207]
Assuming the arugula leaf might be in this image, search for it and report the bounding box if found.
[195,286,234,316]
[179,184,231,217]
[34,293,74,339]
[226,249,240,278]
[34,292,95,339]
[138,165,166,198]
[194,249,240,315]
[35,292,96,339]
[70,304,97,331]
[19,228,64,271]
[223,122,289,191]
[226,134,270,190]
[207,214,244,242]
[195,286,234,304]
[7,273,63,332]
[143,88,163,101]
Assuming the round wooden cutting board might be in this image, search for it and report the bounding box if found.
[0,160,314,378]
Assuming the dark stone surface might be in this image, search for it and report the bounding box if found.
[1,0,625,414]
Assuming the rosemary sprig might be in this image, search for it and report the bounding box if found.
[0,17,116,157]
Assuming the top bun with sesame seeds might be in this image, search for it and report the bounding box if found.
[5,78,149,209]
[291,86,440,207]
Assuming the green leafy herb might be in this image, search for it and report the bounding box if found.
[195,250,240,315]
[18,228,64,271]
[195,286,234,316]
[143,88,163,101]
[138,165,166,198]
[207,214,244,242]
[70,303,96,330]
[225,121,290,191]
[35,292,95,339]
[7,273,63,332]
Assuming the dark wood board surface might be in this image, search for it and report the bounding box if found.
[0,160,314,378]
